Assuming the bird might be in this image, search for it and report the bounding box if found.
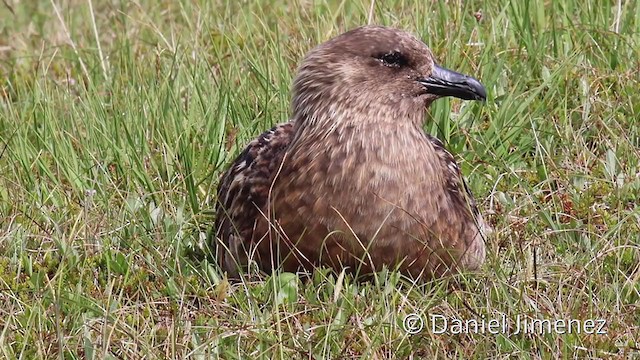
[214,25,489,280]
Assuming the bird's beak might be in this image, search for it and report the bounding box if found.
[418,64,487,101]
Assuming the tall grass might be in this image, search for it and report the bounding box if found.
[0,0,638,358]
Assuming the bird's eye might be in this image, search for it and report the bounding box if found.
[377,51,407,68]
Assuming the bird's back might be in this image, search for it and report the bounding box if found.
[214,122,295,277]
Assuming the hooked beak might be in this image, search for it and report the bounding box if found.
[418,64,487,101]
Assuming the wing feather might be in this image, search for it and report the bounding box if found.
[214,122,295,275]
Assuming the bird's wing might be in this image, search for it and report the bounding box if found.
[214,121,295,274]
[425,134,489,270]
[426,134,482,219]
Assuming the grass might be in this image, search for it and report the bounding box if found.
[1,0,639,358]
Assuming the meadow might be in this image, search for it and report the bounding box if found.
[0,0,639,358]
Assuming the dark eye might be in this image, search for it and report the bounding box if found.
[377,51,407,68]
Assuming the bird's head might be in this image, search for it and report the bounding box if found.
[291,26,486,126]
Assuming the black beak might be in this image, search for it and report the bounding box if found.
[418,64,487,101]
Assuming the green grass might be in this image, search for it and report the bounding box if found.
[1,0,639,358]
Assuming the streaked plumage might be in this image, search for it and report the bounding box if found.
[214,26,489,280]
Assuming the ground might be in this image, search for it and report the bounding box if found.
[0,0,638,358]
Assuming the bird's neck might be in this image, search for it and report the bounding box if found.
[288,112,449,191]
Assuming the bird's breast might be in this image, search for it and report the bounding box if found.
[274,126,455,241]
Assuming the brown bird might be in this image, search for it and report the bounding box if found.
[214,25,489,280]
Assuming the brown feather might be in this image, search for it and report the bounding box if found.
[214,26,489,280]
